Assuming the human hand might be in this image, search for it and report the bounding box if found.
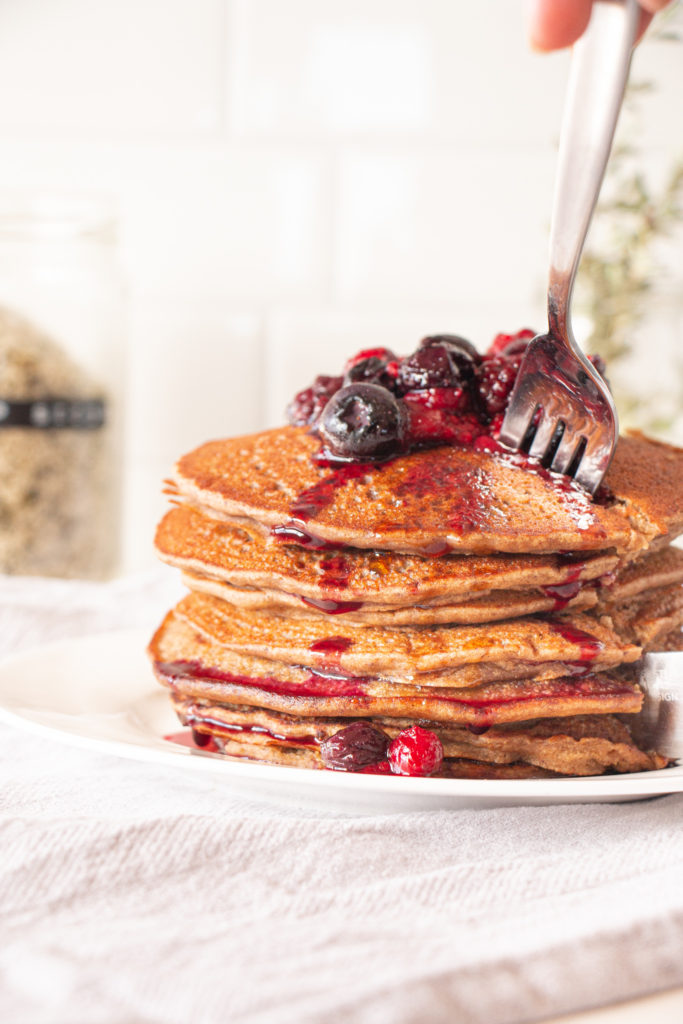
[526,0,674,51]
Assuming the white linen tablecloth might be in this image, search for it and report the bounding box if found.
[2,573,683,1024]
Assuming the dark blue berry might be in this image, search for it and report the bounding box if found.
[398,344,462,392]
[419,334,480,364]
[319,383,405,459]
[320,721,390,771]
[344,356,391,388]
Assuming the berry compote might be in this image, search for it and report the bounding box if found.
[287,329,596,464]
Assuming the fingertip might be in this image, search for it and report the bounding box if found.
[635,9,655,43]
[526,0,594,52]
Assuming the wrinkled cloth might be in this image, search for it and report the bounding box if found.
[1,573,683,1024]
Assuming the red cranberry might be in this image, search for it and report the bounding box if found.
[319,383,405,460]
[476,353,523,418]
[288,374,343,427]
[487,328,535,357]
[388,726,444,777]
[320,721,390,771]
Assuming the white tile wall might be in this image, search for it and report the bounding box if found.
[334,147,557,306]
[0,0,225,137]
[229,0,572,144]
[0,0,679,572]
[0,140,331,302]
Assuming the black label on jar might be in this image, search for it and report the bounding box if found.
[0,399,106,429]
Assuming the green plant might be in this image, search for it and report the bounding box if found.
[576,9,683,435]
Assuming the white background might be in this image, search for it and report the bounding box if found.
[0,0,680,571]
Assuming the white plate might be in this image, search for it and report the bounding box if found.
[0,629,682,812]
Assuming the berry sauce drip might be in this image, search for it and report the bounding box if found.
[289,463,376,523]
[164,729,219,753]
[185,706,319,748]
[156,660,368,699]
[541,558,586,610]
[270,524,341,550]
[318,554,352,590]
[309,636,353,657]
[541,580,583,612]
[394,460,493,535]
[546,621,604,662]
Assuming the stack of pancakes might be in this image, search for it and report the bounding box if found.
[149,426,683,778]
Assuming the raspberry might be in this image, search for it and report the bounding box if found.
[320,721,390,771]
[486,328,535,357]
[476,353,523,418]
[388,725,444,777]
[287,374,343,427]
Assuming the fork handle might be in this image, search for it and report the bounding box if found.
[548,0,639,336]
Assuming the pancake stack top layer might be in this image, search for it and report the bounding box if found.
[149,331,683,779]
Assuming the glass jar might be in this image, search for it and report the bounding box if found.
[0,191,124,579]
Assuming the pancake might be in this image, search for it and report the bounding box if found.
[604,583,683,651]
[177,546,683,627]
[170,697,665,776]
[155,504,619,605]
[151,612,615,691]
[169,590,640,678]
[172,427,683,557]
[599,545,683,603]
[180,570,599,625]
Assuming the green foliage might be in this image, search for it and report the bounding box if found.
[576,11,683,434]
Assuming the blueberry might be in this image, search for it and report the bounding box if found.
[319,383,405,460]
[320,722,390,771]
[398,344,462,392]
[420,333,481,367]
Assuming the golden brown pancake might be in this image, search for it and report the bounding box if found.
[152,614,613,691]
[600,545,683,603]
[180,570,599,625]
[172,427,683,556]
[604,583,683,651]
[170,590,639,678]
[155,504,619,604]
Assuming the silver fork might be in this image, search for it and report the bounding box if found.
[499,0,640,494]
